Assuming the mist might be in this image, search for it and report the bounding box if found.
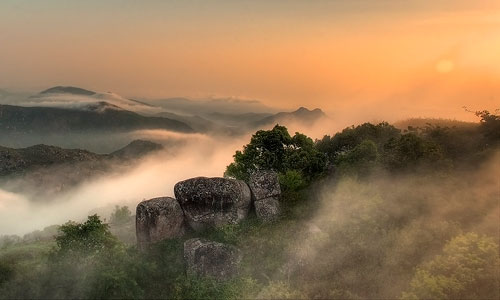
[0,130,251,235]
[278,151,500,298]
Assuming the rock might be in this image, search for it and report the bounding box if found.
[254,197,281,222]
[174,177,252,231]
[136,197,186,250]
[248,170,281,201]
[249,170,281,222]
[184,238,242,280]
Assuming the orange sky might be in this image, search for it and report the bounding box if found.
[0,0,499,122]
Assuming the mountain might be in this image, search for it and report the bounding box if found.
[22,86,162,115]
[0,140,164,197]
[142,97,278,116]
[0,104,194,134]
[110,139,163,159]
[40,86,96,96]
[204,112,273,126]
[251,107,327,127]
[0,144,101,177]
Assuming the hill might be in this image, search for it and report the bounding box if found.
[40,86,96,96]
[0,140,164,197]
[0,104,193,134]
[251,107,327,127]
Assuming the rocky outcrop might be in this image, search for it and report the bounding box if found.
[184,238,242,280]
[254,197,281,222]
[174,177,252,231]
[248,170,281,200]
[136,197,186,250]
[249,170,281,222]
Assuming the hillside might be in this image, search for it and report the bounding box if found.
[1,113,498,299]
[0,140,164,197]
[0,104,194,134]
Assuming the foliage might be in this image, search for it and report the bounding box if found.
[0,261,13,286]
[382,133,447,171]
[225,125,327,182]
[402,233,500,299]
[2,115,500,299]
[316,122,400,161]
[54,214,118,257]
[335,139,379,177]
[109,205,132,225]
[475,109,500,143]
[279,170,307,193]
[44,215,143,299]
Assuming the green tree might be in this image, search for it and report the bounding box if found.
[316,122,400,162]
[54,214,117,256]
[335,139,379,177]
[402,233,500,299]
[46,215,143,299]
[225,125,326,182]
[383,133,446,171]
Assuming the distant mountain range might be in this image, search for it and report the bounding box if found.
[0,104,193,134]
[0,85,328,136]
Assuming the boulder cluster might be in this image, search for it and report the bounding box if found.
[135,170,281,280]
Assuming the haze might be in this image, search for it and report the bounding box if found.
[1,0,499,122]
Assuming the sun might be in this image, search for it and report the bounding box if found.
[435,59,455,73]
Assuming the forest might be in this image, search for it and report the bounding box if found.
[0,110,499,299]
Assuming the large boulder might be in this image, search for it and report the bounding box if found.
[174,177,252,231]
[249,170,281,222]
[248,170,281,200]
[184,238,242,280]
[136,197,186,250]
[254,197,281,222]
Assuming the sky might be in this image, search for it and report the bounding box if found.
[0,0,499,121]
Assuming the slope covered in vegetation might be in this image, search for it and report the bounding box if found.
[0,111,498,299]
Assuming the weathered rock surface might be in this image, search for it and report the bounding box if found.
[254,197,281,222]
[248,170,281,200]
[249,170,281,222]
[174,177,251,231]
[136,197,186,250]
[184,238,242,280]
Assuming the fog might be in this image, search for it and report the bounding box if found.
[279,151,500,297]
[0,130,252,235]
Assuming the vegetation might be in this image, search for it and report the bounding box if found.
[1,110,498,299]
[402,233,499,299]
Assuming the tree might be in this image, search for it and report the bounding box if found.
[402,233,500,299]
[335,139,379,177]
[316,122,400,162]
[225,125,326,182]
[46,215,143,299]
[54,214,118,257]
[110,206,132,225]
[475,109,500,144]
[383,133,446,171]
